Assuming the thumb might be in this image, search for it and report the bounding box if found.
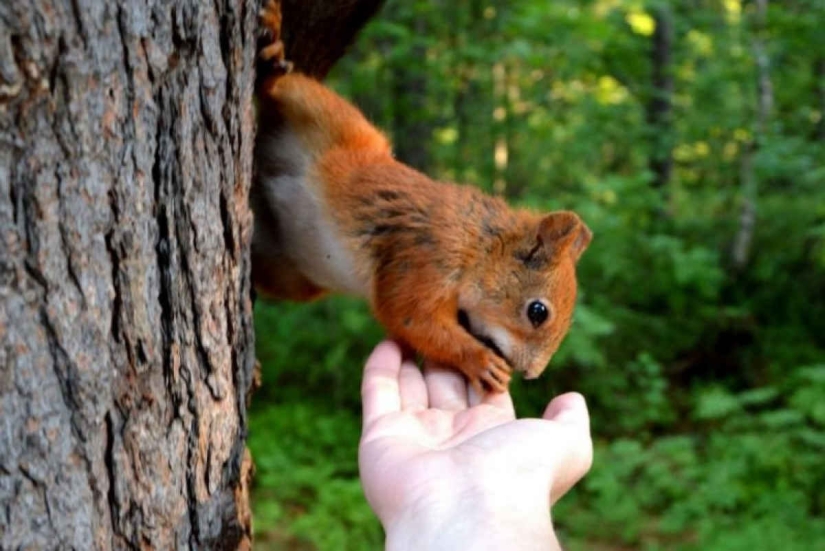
[542,392,593,504]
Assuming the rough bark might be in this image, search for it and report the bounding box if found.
[0,0,257,548]
[646,6,674,192]
[0,0,386,547]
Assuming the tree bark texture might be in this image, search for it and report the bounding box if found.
[0,0,257,548]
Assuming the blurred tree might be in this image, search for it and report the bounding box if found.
[389,12,431,172]
[815,56,825,141]
[732,0,773,270]
[647,5,675,195]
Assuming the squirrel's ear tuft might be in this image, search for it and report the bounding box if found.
[538,211,592,263]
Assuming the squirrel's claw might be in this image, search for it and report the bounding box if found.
[464,352,512,394]
[258,0,293,75]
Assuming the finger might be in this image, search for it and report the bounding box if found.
[481,385,515,415]
[467,382,515,415]
[542,393,593,504]
[468,383,483,407]
[361,340,403,428]
[399,360,428,410]
[423,362,468,411]
[543,392,590,429]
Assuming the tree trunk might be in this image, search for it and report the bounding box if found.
[491,61,509,195]
[389,15,430,172]
[1,0,386,548]
[453,0,485,181]
[0,0,258,548]
[732,0,772,270]
[815,56,824,142]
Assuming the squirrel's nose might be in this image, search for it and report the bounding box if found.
[520,355,551,380]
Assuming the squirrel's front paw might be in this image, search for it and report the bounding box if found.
[462,350,512,394]
[258,0,293,73]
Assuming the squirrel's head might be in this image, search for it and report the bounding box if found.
[458,210,592,381]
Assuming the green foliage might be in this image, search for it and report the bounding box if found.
[558,363,825,550]
[249,0,825,549]
[249,403,382,550]
[253,299,383,410]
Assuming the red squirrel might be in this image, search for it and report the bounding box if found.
[253,1,592,392]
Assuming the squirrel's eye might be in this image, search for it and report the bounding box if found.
[527,301,549,328]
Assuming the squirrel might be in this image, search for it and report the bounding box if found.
[252,0,592,393]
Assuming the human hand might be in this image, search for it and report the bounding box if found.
[358,340,593,551]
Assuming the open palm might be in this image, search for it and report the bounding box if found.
[358,341,592,532]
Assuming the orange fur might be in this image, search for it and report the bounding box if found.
[253,2,592,392]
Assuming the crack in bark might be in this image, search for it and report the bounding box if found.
[20,173,40,270]
[219,191,235,259]
[185,417,201,547]
[105,199,123,348]
[153,82,178,398]
[68,0,90,51]
[52,69,81,161]
[156,206,176,394]
[23,259,48,290]
[103,410,130,550]
[115,5,133,79]
[8,164,20,229]
[205,419,214,494]
[55,167,85,304]
[218,6,235,128]
[108,5,132,371]
[39,307,83,440]
[175,200,217,383]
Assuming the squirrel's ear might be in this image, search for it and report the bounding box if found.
[538,211,592,263]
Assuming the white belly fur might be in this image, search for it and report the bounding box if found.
[258,131,369,297]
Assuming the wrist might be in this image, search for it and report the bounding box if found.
[383,479,558,551]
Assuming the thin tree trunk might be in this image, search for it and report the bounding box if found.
[815,56,825,142]
[492,61,508,195]
[454,0,483,180]
[646,6,674,193]
[732,0,772,270]
[390,16,430,172]
[0,0,258,548]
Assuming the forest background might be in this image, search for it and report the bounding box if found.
[249,0,825,549]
